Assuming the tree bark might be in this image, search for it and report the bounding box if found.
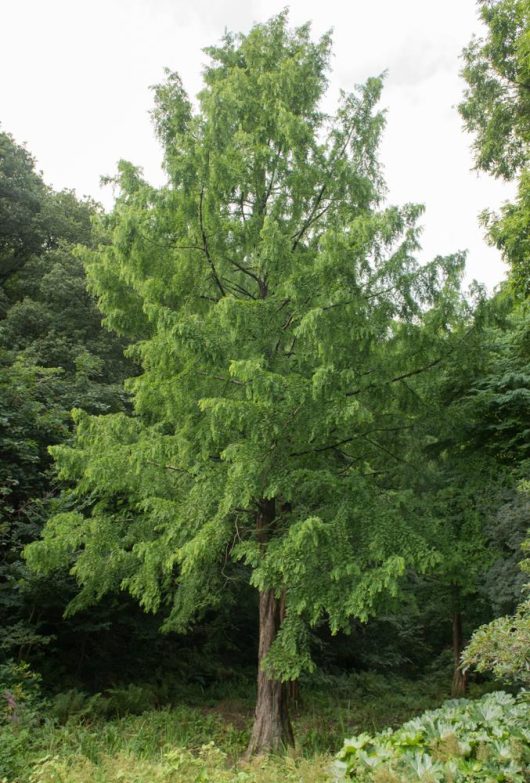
[246,499,295,755]
[451,609,467,697]
[246,588,295,755]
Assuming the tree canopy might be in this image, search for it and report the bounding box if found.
[24,13,477,752]
[460,0,530,296]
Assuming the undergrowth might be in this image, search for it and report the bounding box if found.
[337,690,530,782]
[0,664,503,783]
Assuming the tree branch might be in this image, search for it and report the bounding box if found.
[291,183,327,251]
[290,426,413,457]
[346,356,447,397]
[226,256,263,287]
[199,188,226,297]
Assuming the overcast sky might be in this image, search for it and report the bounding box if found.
[1,0,513,290]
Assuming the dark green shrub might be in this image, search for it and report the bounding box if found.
[0,660,45,780]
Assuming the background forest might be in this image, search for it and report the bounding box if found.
[0,1,529,781]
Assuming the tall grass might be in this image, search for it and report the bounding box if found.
[4,669,498,783]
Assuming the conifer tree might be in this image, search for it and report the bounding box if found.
[27,14,467,752]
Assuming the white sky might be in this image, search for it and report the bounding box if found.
[1,0,514,290]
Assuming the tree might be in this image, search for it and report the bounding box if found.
[463,500,530,687]
[459,0,530,295]
[413,286,530,697]
[0,130,47,305]
[453,298,530,690]
[26,14,467,752]
[0,130,132,663]
[460,0,529,180]
[0,131,95,295]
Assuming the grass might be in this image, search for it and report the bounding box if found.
[4,669,498,783]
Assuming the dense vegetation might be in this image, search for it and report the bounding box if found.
[1,1,528,780]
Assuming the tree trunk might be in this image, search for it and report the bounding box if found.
[246,500,294,756]
[246,588,295,755]
[451,609,467,697]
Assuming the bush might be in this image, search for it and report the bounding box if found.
[0,660,46,780]
[51,683,162,724]
[463,598,530,688]
[336,691,530,782]
[102,683,159,717]
[51,688,105,724]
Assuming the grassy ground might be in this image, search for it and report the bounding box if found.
[6,670,496,783]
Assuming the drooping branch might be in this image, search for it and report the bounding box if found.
[289,425,413,457]
[359,434,415,467]
[198,372,247,386]
[346,356,449,398]
[259,144,284,215]
[221,278,257,299]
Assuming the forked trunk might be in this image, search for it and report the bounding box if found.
[246,588,295,755]
[451,609,467,697]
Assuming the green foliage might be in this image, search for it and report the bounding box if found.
[0,129,133,664]
[0,659,44,720]
[50,689,105,725]
[459,0,530,296]
[463,507,530,686]
[0,130,48,295]
[28,745,331,783]
[0,670,493,783]
[27,13,468,688]
[482,488,530,614]
[460,0,530,180]
[0,660,46,781]
[415,296,530,615]
[484,170,530,297]
[336,691,530,782]
[463,598,530,685]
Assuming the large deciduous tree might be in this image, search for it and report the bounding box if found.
[458,0,530,689]
[27,14,467,752]
[411,294,530,695]
[0,130,131,662]
[460,0,530,296]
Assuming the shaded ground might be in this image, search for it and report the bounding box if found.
[5,669,499,782]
